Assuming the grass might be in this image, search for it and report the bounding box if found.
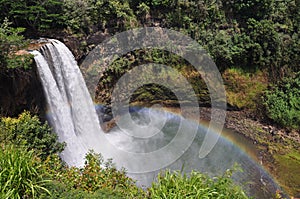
[0,112,271,199]
[0,144,50,199]
[274,150,300,197]
[149,168,249,199]
[0,144,252,199]
[225,113,300,197]
[223,68,268,110]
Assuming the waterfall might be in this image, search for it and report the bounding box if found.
[30,39,283,198]
[31,39,103,167]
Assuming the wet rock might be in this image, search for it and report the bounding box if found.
[102,118,117,133]
[95,105,113,123]
[0,66,46,118]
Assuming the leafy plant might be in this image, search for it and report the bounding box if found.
[0,18,31,70]
[0,111,65,159]
[149,167,249,199]
[0,144,50,198]
[40,181,125,199]
[222,0,273,22]
[0,0,64,31]
[43,151,145,198]
[223,68,268,109]
[263,72,300,130]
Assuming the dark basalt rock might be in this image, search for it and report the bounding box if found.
[0,66,46,118]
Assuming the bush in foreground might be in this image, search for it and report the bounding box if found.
[0,112,251,198]
[0,111,64,159]
[0,145,50,198]
[42,151,250,199]
[0,145,251,199]
[149,169,249,199]
[42,151,145,199]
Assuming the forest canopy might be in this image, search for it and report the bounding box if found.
[0,1,299,198]
[0,0,299,75]
[0,0,299,129]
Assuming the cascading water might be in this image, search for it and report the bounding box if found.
[31,39,103,167]
[32,39,285,198]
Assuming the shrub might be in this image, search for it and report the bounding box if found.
[263,72,300,130]
[43,151,145,198]
[0,18,31,71]
[40,181,125,199]
[149,168,249,199]
[0,144,250,198]
[0,144,50,198]
[43,152,252,198]
[223,68,268,109]
[0,111,65,159]
[0,0,64,31]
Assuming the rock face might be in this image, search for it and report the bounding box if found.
[0,67,46,117]
[0,30,110,118]
[0,32,110,120]
[49,30,110,62]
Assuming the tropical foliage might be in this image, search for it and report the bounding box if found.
[0,113,251,199]
[0,18,32,70]
[0,145,50,199]
[0,0,300,79]
[0,0,299,197]
[263,72,300,130]
[0,111,64,159]
[149,169,248,198]
[0,0,299,79]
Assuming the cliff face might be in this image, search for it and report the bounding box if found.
[0,67,46,117]
[0,30,109,118]
[42,30,110,62]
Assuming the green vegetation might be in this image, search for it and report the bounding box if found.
[79,0,299,124]
[1,0,299,78]
[274,150,300,197]
[0,18,32,71]
[0,112,251,199]
[149,168,248,199]
[0,111,64,159]
[0,0,299,197]
[0,145,50,198]
[263,72,300,130]
[96,50,210,106]
[0,0,64,31]
[223,68,268,110]
[40,152,145,199]
[62,0,137,33]
[0,0,299,111]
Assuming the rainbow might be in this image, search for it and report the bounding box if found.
[46,103,286,197]
[149,105,286,197]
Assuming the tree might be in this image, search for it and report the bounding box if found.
[222,0,274,24]
[0,18,30,70]
[0,111,65,159]
[263,72,300,130]
[0,0,64,31]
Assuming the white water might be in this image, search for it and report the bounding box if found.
[31,40,283,198]
[31,39,103,167]
[32,40,162,171]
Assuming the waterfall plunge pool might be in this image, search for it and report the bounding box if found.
[100,106,284,199]
[31,39,285,198]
